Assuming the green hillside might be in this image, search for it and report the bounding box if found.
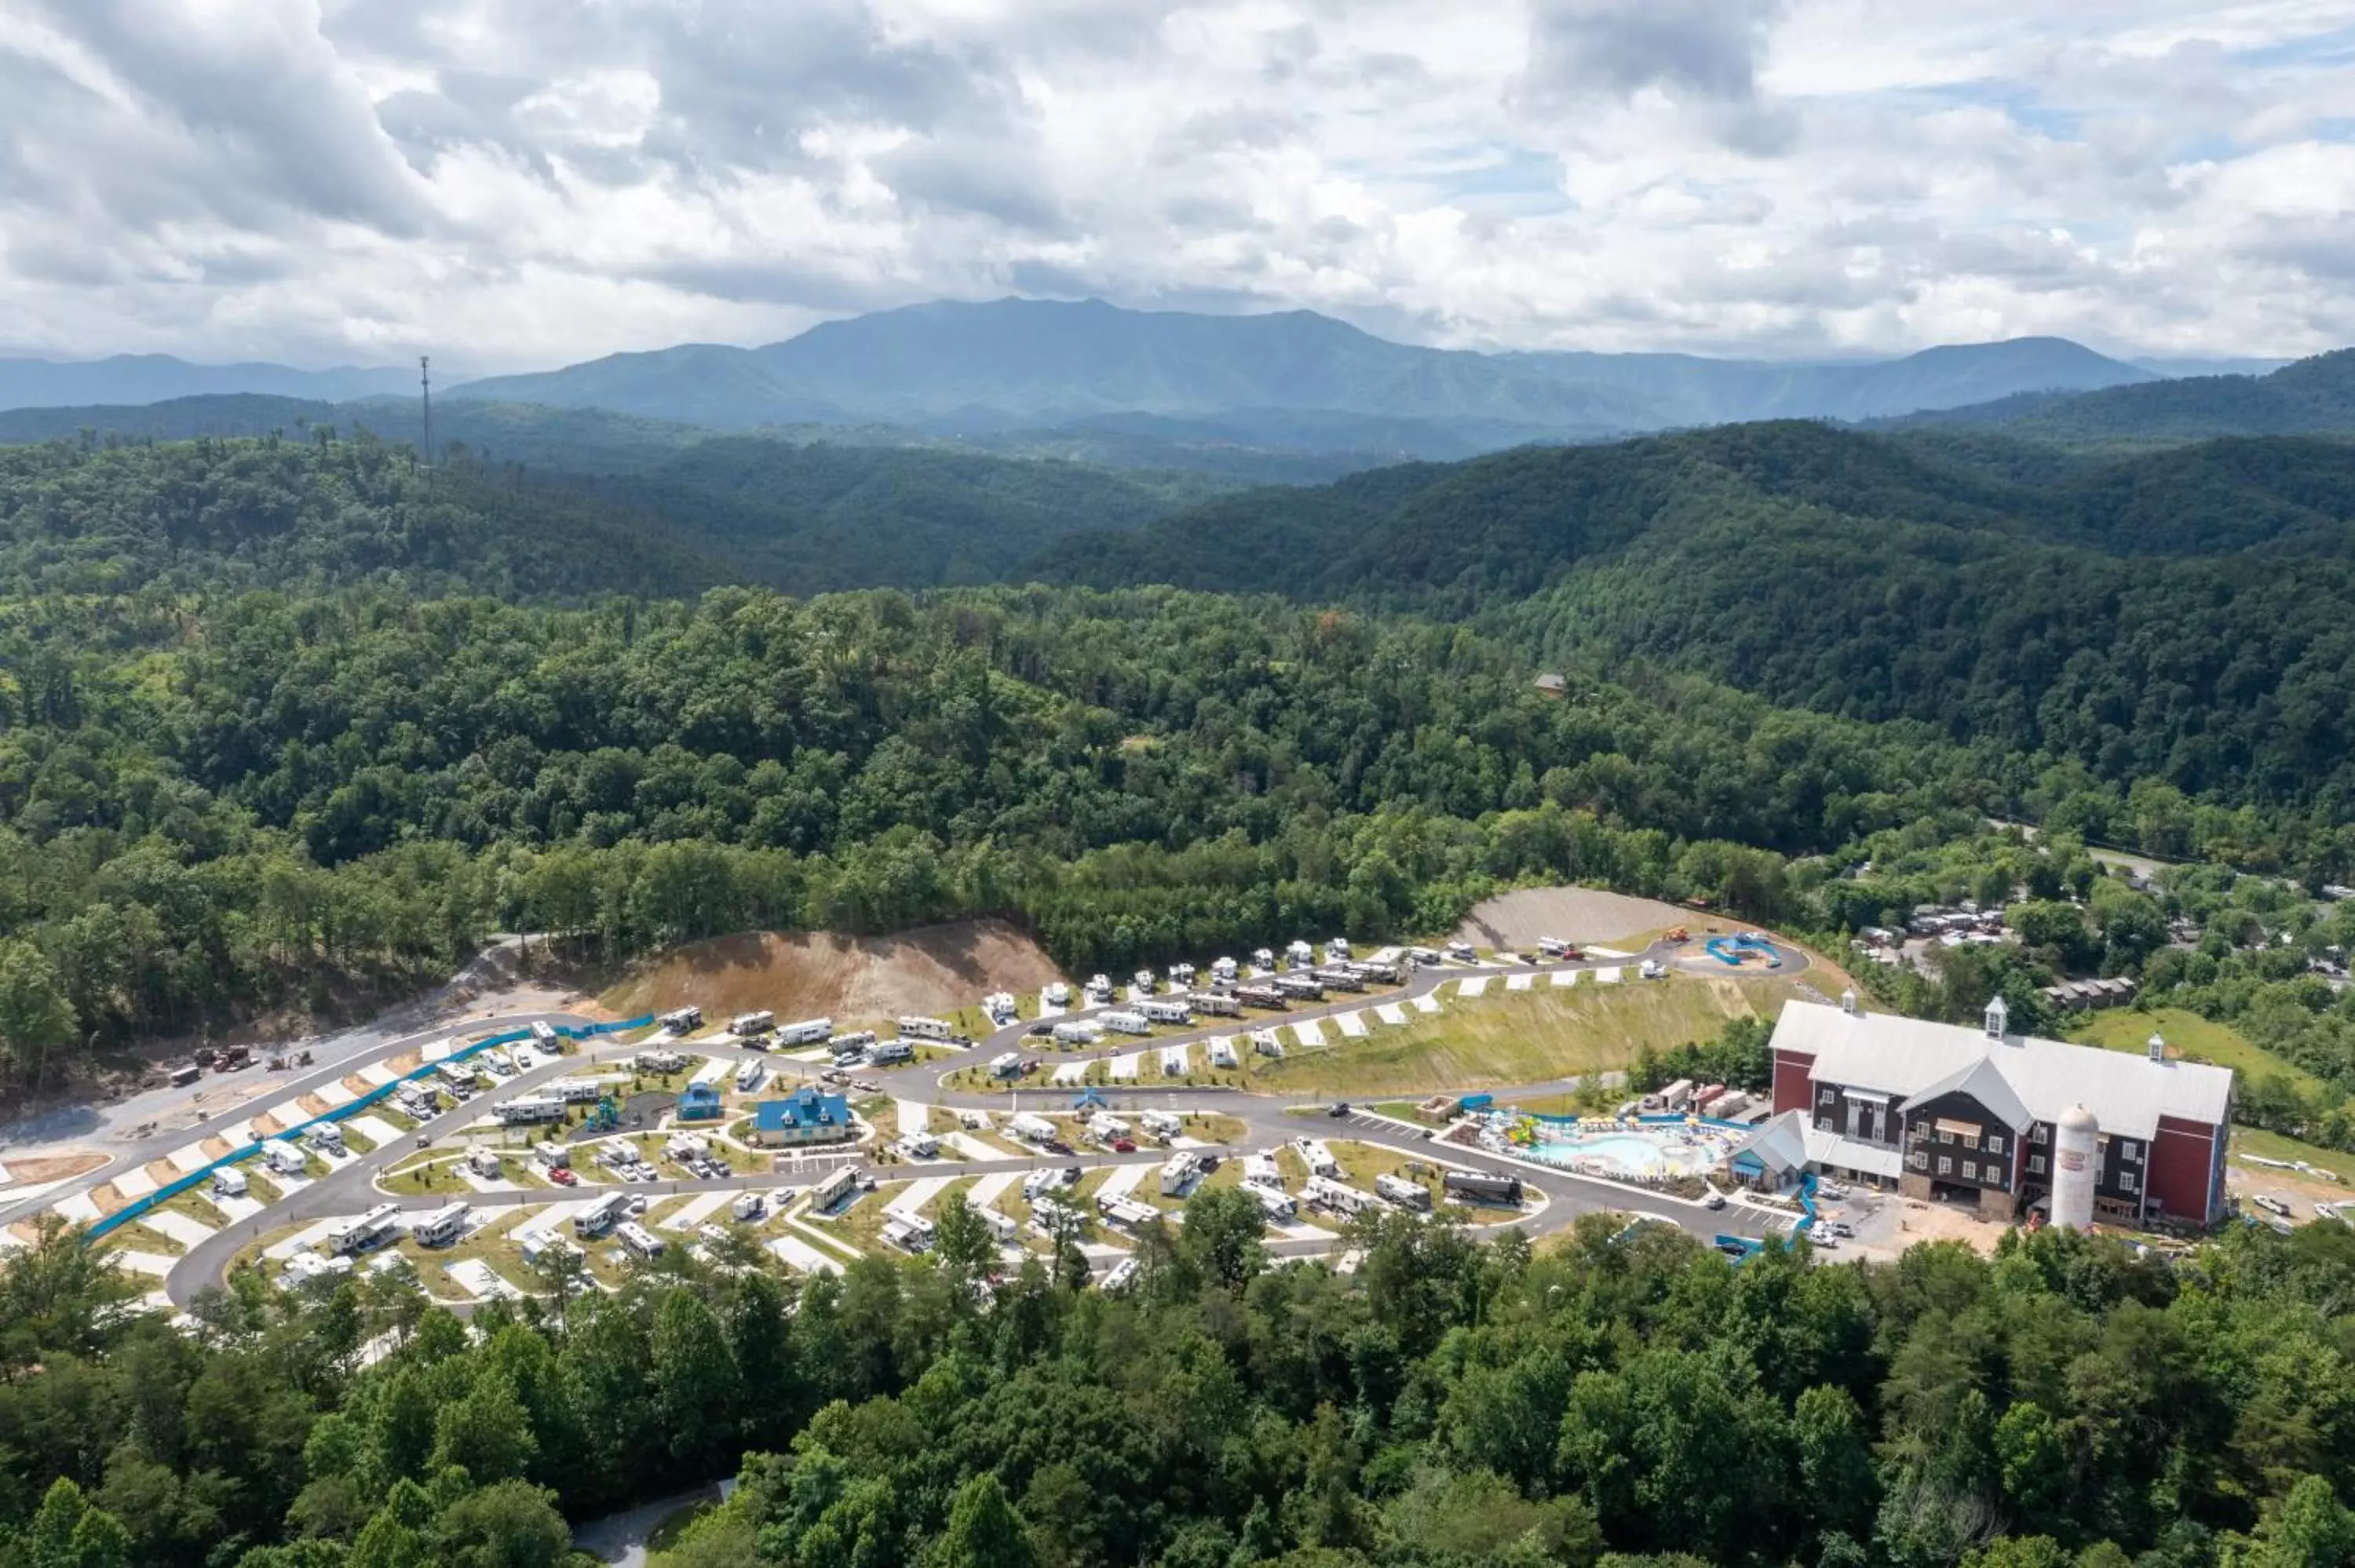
[1889,346,2355,447]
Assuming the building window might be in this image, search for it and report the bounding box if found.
[1908,1150,1929,1170]
[1986,1134,2004,1155]
[1939,1127,1955,1144]
[2120,1172,2138,1194]
[2033,1124,2049,1143]
[2028,1155,2046,1176]
[2122,1140,2141,1162]
[1937,1156,1952,1176]
[1961,1160,1977,1180]
[1986,1169,2006,1190]
[1819,1088,1835,1103]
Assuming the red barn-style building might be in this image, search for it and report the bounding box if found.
[1769,994,2233,1227]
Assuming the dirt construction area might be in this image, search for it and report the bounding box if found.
[1454,887,1692,950]
[601,919,1067,1028]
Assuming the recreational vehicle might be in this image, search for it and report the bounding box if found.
[1098,1195,1159,1229]
[1140,1110,1184,1140]
[466,1148,502,1178]
[988,1051,1024,1078]
[1235,984,1287,1009]
[729,1011,776,1037]
[1099,1256,1141,1293]
[1131,969,1156,994]
[1008,1112,1057,1144]
[1086,1112,1130,1142]
[1274,974,1324,1001]
[1169,962,1197,988]
[1324,938,1352,962]
[896,1132,940,1160]
[657,1006,702,1034]
[327,1205,401,1256]
[634,1048,687,1074]
[1101,1010,1152,1036]
[263,1140,307,1177]
[1208,1039,1241,1068]
[497,1096,567,1125]
[211,1165,249,1200]
[1192,992,1242,1017]
[1160,1152,1205,1197]
[1252,1030,1286,1059]
[881,1215,934,1253]
[1294,1139,1341,1178]
[1443,1170,1524,1205]
[1375,1173,1433,1211]
[615,1221,665,1260]
[1052,1021,1101,1046]
[530,1019,560,1045]
[1304,1176,1370,1216]
[981,1209,1020,1242]
[1251,948,1276,970]
[305,1123,345,1157]
[867,1039,915,1066]
[411,1202,470,1248]
[777,1017,834,1047]
[534,1140,570,1169]
[1210,957,1240,983]
[1243,1153,1284,1190]
[1314,967,1366,992]
[574,1193,630,1238]
[897,1016,955,1041]
[736,1059,767,1093]
[1139,999,1192,1025]
[811,1167,858,1210]
[1250,1184,1298,1223]
[732,1191,765,1222]
[1285,940,1316,967]
[1043,982,1072,1008]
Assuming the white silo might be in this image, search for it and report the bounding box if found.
[2050,1103,2099,1232]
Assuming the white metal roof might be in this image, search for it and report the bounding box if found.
[1802,1125,1905,1179]
[1730,1109,1810,1173]
[1773,1000,2232,1141]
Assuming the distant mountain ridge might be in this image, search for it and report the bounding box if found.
[0,354,414,410]
[1882,348,2355,447]
[446,297,2163,449]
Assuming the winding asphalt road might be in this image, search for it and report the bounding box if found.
[53,940,1806,1307]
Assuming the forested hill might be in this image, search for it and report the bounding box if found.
[1884,347,2355,447]
[1042,421,2355,810]
[0,431,1238,599]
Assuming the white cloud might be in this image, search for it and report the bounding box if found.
[0,0,2350,368]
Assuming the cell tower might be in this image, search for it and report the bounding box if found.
[419,355,432,465]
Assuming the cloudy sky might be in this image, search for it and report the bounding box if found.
[5,0,2353,371]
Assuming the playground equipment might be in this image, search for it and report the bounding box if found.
[587,1094,621,1132]
[1704,932,1782,968]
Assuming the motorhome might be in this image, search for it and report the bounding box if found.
[466,1148,502,1178]
[827,1031,878,1059]
[896,1132,940,1160]
[989,1051,1024,1078]
[811,1167,857,1210]
[891,1016,951,1044]
[544,1078,604,1104]
[665,1132,710,1163]
[530,1019,560,1045]
[1160,1152,1205,1197]
[1407,946,1444,965]
[1098,1195,1159,1229]
[1235,984,1287,1009]
[411,1202,470,1248]
[1443,1170,1524,1205]
[1043,982,1072,1008]
[1639,958,1667,980]
[1131,969,1156,995]
[730,1011,776,1037]
[1140,1109,1184,1140]
[634,1048,688,1074]
[328,1204,402,1256]
[984,991,1020,1023]
[1084,975,1115,1003]
[1192,992,1242,1017]
[1008,1112,1057,1144]
[1274,974,1324,1001]
[436,1061,480,1096]
[1445,940,1477,963]
[1350,959,1402,984]
[518,1229,580,1267]
[1251,947,1277,970]
[1294,1139,1341,1178]
[732,1191,765,1222]
[1139,998,1191,1025]
[1250,1184,1298,1223]
[736,1059,767,1093]
[1304,1176,1370,1216]
[484,1048,516,1077]
[1210,957,1239,983]
[657,1006,703,1034]
[1252,1031,1286,1059]
[1170,962,1197,988]
[1324,938,1352,962]
[1537,936,1572,958]
[574,1192,630,1238]
[1375,1173,1433,1211]
[1052,1021,1101,1046]
[305,1123,346,1157]
[867,1039,915,1066]
[1208,1038,1241,1068]
[263,1140,308,1177]
[497,1096,567,1125]
[1285,940,1316,967]
[778,1017,834,1047]
[1086,1112,1130,1142]
[534,1140,570,1169]
[211,1165,250,1200]
[1098,1256,1141,1293]
[1652,1078,1696,1111]
[615,1221,665,1260]
[1101,1010,1152,1036]
[1029,1196,1083,1239]
[980,1208,1020,1242]
[1243,1153,1283,1190]
[1314,967,1365,992]
[882,1215,935,1253]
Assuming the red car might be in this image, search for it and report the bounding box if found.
[1112,1139,1137,1153]
[546,1167,578,1187]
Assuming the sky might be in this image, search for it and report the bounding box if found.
[4,0,2353,372]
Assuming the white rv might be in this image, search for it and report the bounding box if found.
[1294,1139,1342,1179]
[615,1221,665,1260]
[989,1051,1024,1078]
[1043,983,1072,1007]
[1160,1152,1205,1197]
[1099,1256,1141,1293]
[735,1059,767,1092]
[496,1096,567,1126]
[778,1017,834,1047]
[1140,1110,1184,1140]
[1304,1176,1369,1216]
[1243,1153,1284,1190]
[1250,1184,1298,1223]
[1208,1039,1241,1069]
[657,1006,702,1034]
[263,1140,308,1177]
[732,1191,766,1222]
[729,1010,776,1037]
[411,1202,470,1248]
[211,1165,250,1200]
[1008,1112,1057,1145]
[811,1167,857,1210]
[305,1123,345,1157]
[896,1132,940,1160]
[1101,1010,1152,1036]
[1052,1021,1101,1046]
[574,1193,630,1238]
[1097,1195,1159,1229]
[1211,957,1240,982]
[1375,1174,1433,1212]
[328,1204,401,1256]
[1086,1112,1130,1143]
[1285,940,1316,967]
[634,1048,688,1074]
[897,1016,956,1041]
[1139,999,1192,1025]
[466,1148,502,1178]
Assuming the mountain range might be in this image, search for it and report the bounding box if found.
[0,353,414,410]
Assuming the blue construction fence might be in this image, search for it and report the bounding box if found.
[85,1016,653,1244]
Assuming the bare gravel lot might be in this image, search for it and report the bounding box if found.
[1452,887,1691,949]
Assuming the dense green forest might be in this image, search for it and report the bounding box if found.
[1046,421,2355,832]
[8,1181,2355,1568]
[1885,350,2355,448]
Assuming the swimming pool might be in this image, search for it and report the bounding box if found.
[1529,1129,1720,1176]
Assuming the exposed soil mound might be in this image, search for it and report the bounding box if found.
[601,920,1067,1029]
[1454,887,1693,949]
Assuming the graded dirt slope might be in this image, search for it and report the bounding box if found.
[1453,887,1692,950]
[601,920,1066,1030]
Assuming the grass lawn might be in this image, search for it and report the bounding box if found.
[154,1188,231,1228]
[2231,1126,2355,1185]
[805,1187,893,1255]
[380,1156,469,1198]
[2072,1008,2330,1099]
[1240,975,1797,1097]
[108,1222,186,1257]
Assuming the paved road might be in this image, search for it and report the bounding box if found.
[31,942,1795,1307]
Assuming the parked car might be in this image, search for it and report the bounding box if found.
[547,1168,578,1187]
[1112,1139,1136,1153]
[1327,1101,1349,1118]
[1045,1140,1074,1156]
[1026,1023,1055,1037]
